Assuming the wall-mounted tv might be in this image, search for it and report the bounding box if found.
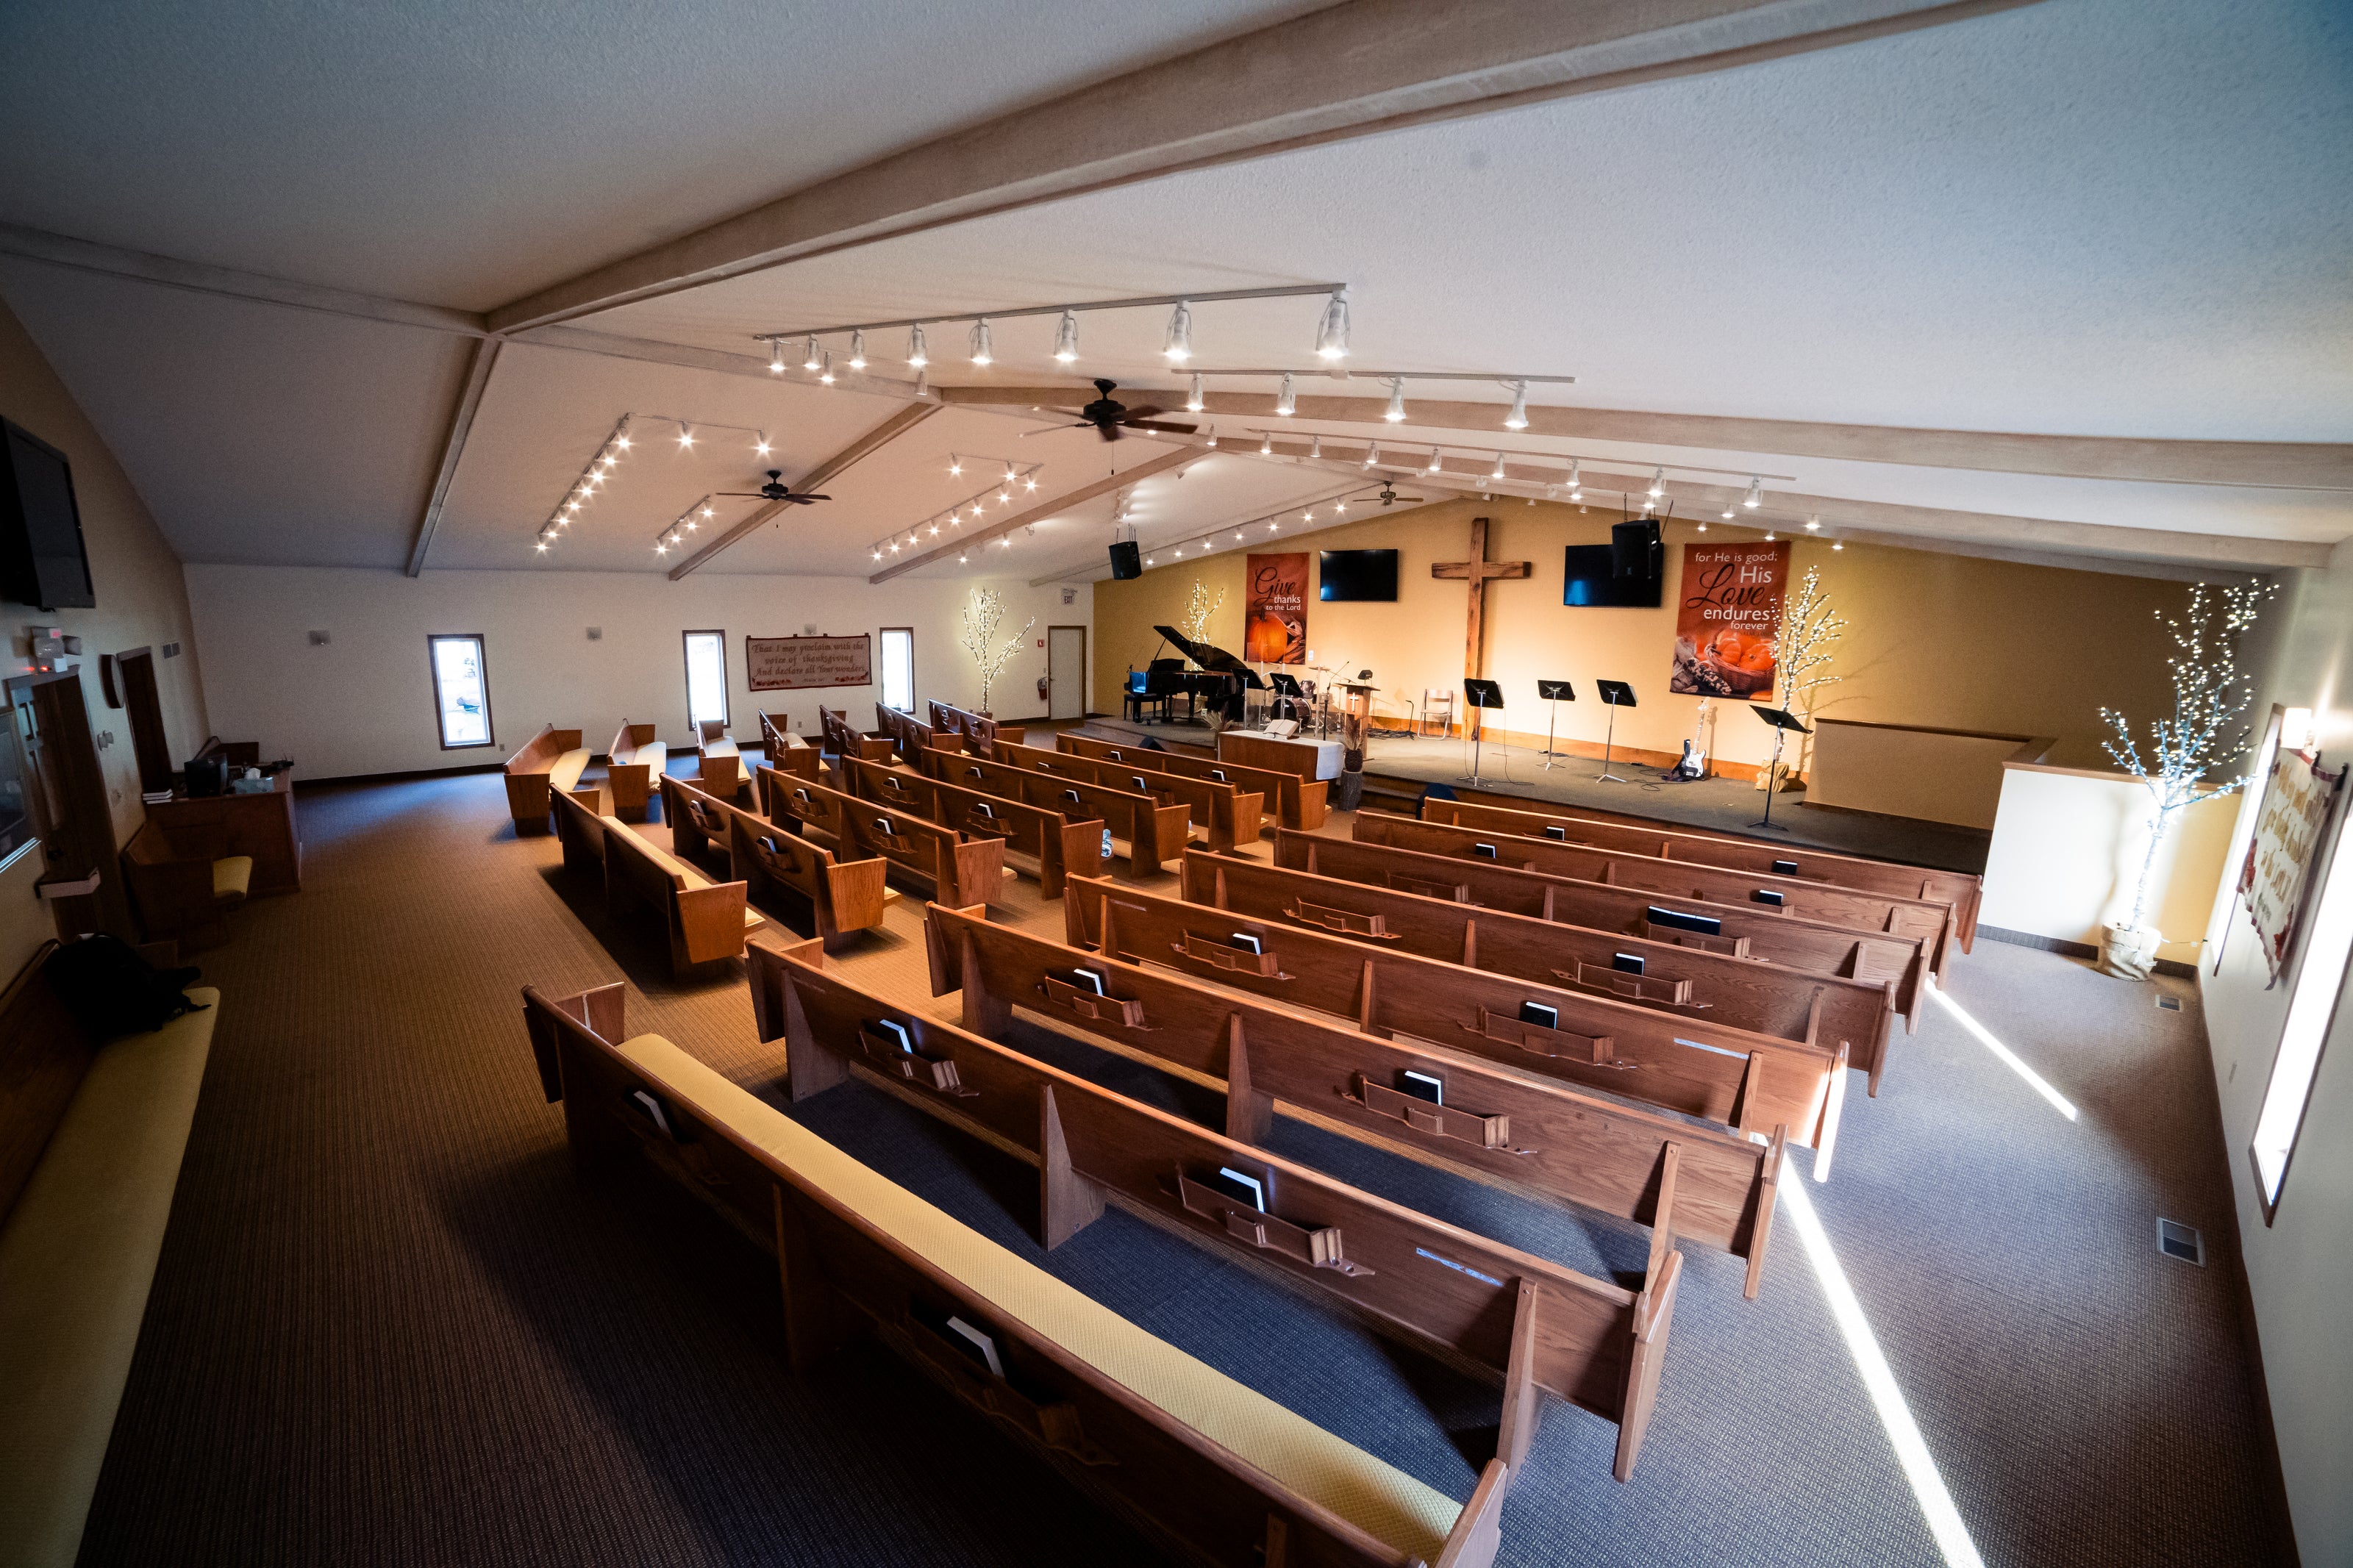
[1,418,95,610]
[1318,548,1399,602]
[1563,540,1663,608]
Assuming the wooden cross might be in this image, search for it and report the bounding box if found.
[1431,515,1531,678]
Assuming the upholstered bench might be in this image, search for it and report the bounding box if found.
[0,956,218,1568]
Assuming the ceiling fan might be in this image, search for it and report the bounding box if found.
[1366,482,1424,506]
[718,470,831,506]
[1025,379,1199,442]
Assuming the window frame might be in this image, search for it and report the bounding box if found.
[2248,765,2353,1224]
[426,633,495,751]
[682,629,730,731]
[879,626,915,714]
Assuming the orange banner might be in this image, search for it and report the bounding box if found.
[1244,552,1309,665]
[1670,541,1790,701]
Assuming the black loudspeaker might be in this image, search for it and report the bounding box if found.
[1107,541,1143,579]
[1610,520,1662,581]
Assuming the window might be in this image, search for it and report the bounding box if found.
[428,634,493,749]
[880,627,914,714]
[2250,794,2353,1220]
[683,630,729,730]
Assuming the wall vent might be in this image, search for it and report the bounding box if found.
[2157,1218,2204,1266]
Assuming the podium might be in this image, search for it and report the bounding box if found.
[1593,680,1636,784]
[1335,681,1377,809]
[1749,704,1813,830]
[1536,679,1575,770]
[1460,679,1504,787]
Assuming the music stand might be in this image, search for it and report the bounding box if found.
[1749,704,1813,830]
[1593,680,1637,784]
[1536,679,1576,770]
[1460,679,1506,786]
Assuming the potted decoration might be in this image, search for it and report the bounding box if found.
[2096,580,2273,978]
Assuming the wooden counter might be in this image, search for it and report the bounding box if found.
[144,773,301,894]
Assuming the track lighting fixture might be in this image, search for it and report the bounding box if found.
[1363,441,1379,469]
[968,318,993,365]
[1310,435,1322,460]
[535,541,548,552]
[1832,540,1844,551]
[754,434,771,457]
[1204,425,1218,448]
[818,351,835,385]
[1335,498,1349,513]
[768,339,785,374]
[1722,508,1735,520]
[960,554,969,563]
[677,423,695,449]
[1504,379,1529,430]
[949,455,963,476]
[1186,373,1204,413]
[1275,373,1296,417]
[1026,475,1038,490]
[1260,432,1274,455]
[1568,459,1581,499]
[1764,531,1776,541]
[1804,515,1821,530]
[1490,452,1508,481]
[1647,466,1665,498]
[1053,311,1079,364]
[802,335,821,372]
[701,504,715,519]
[614,434,630,451]
[1384,377,1407,423]
[848,330,867,370]
[915,368,929,397]
[1698,520,1708,532]
[654,543,668,556]
[1426,449,1442,473]
[1745,476,1763,509]
[1314,288,1349,360]
[872,549,883,560]
[1161,300,1194,362]
[907,323,929,368]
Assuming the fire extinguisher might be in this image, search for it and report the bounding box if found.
[1037,673,1052,702]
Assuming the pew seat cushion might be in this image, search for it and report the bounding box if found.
[636,741,668,774]
[605,821,764,930]
[0,989,218,1568]
[549,748,591,792]
[615,1032,1459,1561]
[210,856,254,903]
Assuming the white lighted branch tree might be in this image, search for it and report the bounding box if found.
[1179,579,1225,647]
[959,586,1034,715]
[2098,579,2274,972]
[1766,565,1848,789]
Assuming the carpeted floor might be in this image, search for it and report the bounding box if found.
[76,767,2293,1566]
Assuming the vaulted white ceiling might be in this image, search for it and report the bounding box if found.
[1,0,2346,586]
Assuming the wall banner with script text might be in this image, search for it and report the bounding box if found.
[1670,540,1791,701]
[1244,552,1310,665]
[2239,745,2345,979]
[746,634,872,691]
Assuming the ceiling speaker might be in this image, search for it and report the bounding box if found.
[1107,540,1143,580]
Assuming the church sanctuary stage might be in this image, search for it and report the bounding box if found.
[1074,716,1992,875]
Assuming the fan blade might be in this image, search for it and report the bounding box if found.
[788,493,829,503]
[716,491,765,497]
[1123,404,1168,420]
[1019,422,1089,437]
[1123,418,1199,435]
[1096,423,1123,441]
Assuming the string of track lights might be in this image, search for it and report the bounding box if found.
[532,413,784,554]
[866,454,1046,562]
[1135,479,1425,570]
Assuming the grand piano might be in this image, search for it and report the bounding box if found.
[1124,626,1264,725]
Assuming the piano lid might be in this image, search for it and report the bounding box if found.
[1152,626,1265,688]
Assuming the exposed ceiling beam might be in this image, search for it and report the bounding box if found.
[871,444,1193,583]
[0,221,486,336]
[936,385,2353,491]
[668,401,941,579]
[486,0,2035,334]
[407,337,504,576]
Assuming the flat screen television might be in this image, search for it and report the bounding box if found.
[1318,548,1398,602]
[1,419,95,610]
[1563,544,1662,608]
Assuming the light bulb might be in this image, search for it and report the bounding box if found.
[1235,530,1245,540]
[1025,476,1038,491]
[1304,510,1315,521]
[999,487,1012,504]
[614,434,631,451]
[1490,452,1507,481]
[1314,288,1349,360]
[802,335,821,372]
[1765,531,1776,541]
[1163,301,1193,362]
[1335,499,1349,512]
[1698,521,1708,532]
[1744,476,1763,509]
[1832,540,1843,551]
[1504,379,1529,430]
[1275,373,1296,417]
[1204,426,1218,448]
[768,339,785,374]
[968,318,993,365]
[655,543,668,556]
[1052,310,1079,363]
[915,368,929,398]
[1145,555,1155,565]
[1804,515,1821,531]
[872,550,882,560]
[1647,466,1664,498]
[930,524,940,536]
[1568,459,1581,498]
[1384,377,1406,423]
[949,456,963,477]
[1260,432,1274,455]
[907,323,928,368]
[677,423,695,449]
[819,351,835,384]
[1310,435,1322,459]
[684,519,697,531]
[959,554,968,563]
[890,541,901,554]
[1426,449,1441,473]
[1722,509,1735,520]
[848,329,867,370]
[701,505,715,519]
[1186,373,1204,413]
[535,542,548,552]
[754,435,771,457]
[1363,441,1379,470]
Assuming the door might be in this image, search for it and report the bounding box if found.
[6,670,132,937]
[1047,626,1085,720]
[115,648,175,795]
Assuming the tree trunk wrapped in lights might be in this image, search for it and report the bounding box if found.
[959,586,1033,717]
[2096,579,2274,978]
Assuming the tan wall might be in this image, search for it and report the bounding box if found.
[0,298,208,982]
[1091,552,1247,710]
[1093,496,2190,772]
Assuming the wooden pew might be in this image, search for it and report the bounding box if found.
[520,983,1515,1564]
[817,704,895,764]
[1271,828,1923,1093]
[604,722,668,822]
[1423,795,1984,954]
[751,934,1679,1485]
[660,775,891,952]
[995,739,1263,853]
[1060,730,1327,832]
[693,725,749,800]
[550,780,612,876]
[598,812,761,975]
[501,724,589,834]
[835,753,1106,898]
[757,767,1007,909]
[1183,849,1897,1090]
[929,698,1024,758]
[923,750,1190,877]
[1063,876,1846,1170]
[925,901,1783,1300]
[874,702,965,762]
[1354,811,1956,979]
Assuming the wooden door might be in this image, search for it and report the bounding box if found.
[115,648,175,794]
[5,670,131,937]
[1048,626,1085,720]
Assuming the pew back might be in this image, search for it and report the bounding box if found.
[1060,731,1327,831]
[651,773,893,951]
[757,768,1006,908]
[836,753,1104,898]
[604,722,667,821]
[924,750,1189,876]
[818,704,894,764]
[997,739,1263,852]
[501,724,587,834]
[600,816,759,974]
[929,698,1024,758]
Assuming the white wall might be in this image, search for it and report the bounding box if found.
[183,565,1088,781]
[1978,764,2240,964]
[2199,540,2353,1565]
